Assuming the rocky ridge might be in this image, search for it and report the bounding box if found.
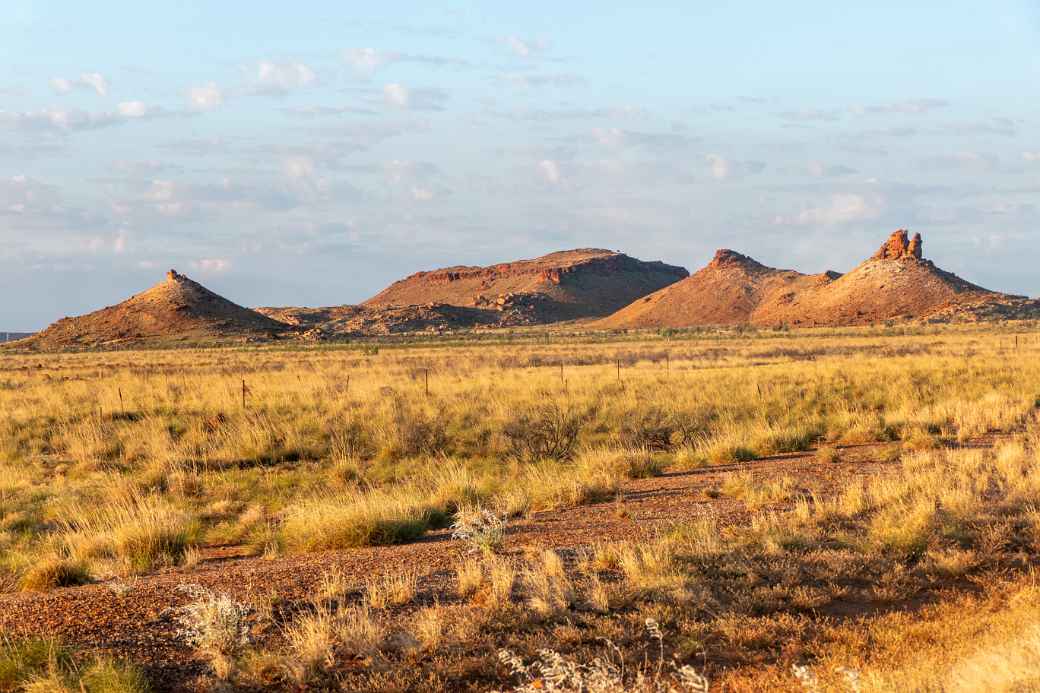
[598,230,1037,329]
[362,248,689,321]
[15,270,287,350]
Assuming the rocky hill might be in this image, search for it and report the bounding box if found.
[16,270,288,350]
[598,230,1037,329]
[256,303,501,338]
[362,249,689,322]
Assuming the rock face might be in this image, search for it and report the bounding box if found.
[871,229,922,260]
[18,270,288,350]
[259,303,502,339]
[597,247,832,328]
[362,248,688,323]
[598,229,1031,328]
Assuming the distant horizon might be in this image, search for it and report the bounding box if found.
[3,2,1039,329]
[7,226,1036,333]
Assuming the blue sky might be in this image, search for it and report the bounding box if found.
[2,1,1038,329]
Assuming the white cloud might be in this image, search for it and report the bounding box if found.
[346,48,395,76]
[592,128,693,151]
[117,101,149,118]
[192,258,231,273]
[187,83,223,111]
[502,36,544,58]
[855,98,949,115]
[705,154,765,180]
[706,155,730,179]
[283,156,316,181]
[251,61,317,95]
[0,175,58,213]
[775,193,886,226]
[384,160,440,184]
[383,83,409,108]
[49,72,109,96]
[344,48,470,77]
[135,177,300,220]
[539,159,561,184]
[411,186,434,201]
[1,104,185,135]
[1023,152,1040,162]
[501,72,585,88]
[1,108,119,133]
[80,72,108,96]
[382,83,448,111]
[807,161,857,177]
[921,151,999,172]
[593,128,624,147]
[778,109,843,123]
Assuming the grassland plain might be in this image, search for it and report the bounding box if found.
[1,324,1040,690]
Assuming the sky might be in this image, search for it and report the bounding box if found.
[1,1,1039,329]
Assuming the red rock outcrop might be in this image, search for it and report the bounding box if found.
[362,249,688,322]
[872,229,923,260]
[19,271,289,350]
[598,230,1024,328]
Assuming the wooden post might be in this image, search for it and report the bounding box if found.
[617,359,621,383]
[424,368,429,396]
[242,379,247,409]
[118,388,124,414]
[345,374,350,396]
[559,362,564,384]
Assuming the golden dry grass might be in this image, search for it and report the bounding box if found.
[3,324,1040,689]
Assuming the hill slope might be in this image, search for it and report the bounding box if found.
[18,270,287,350]
[599,230,1031,328]
[362,248,689,322]
[596,249,837,328]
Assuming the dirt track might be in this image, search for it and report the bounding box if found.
[0,442,900,690]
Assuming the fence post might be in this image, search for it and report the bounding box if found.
[424,368,429,396]
[242,379,247,409]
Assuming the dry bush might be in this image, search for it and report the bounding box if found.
[56,491,197,576]
[18,557,91,592]
[375,396,448,461]
[175,584,252,680]
[456,558,484,598]
[473,558,516,613]
[451,505,506,554]
[279,490,429,552]
[498,619,709,692]
[411,604,446,652]
[366,569,418,609]
[0,636,150,693]
[815,445,840,464]
[617,544,689,604]
[335,604,385,656]
[503,403,584,463]
[282,605,337,685]
[523,550,575,620]
[616,408,676,451]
